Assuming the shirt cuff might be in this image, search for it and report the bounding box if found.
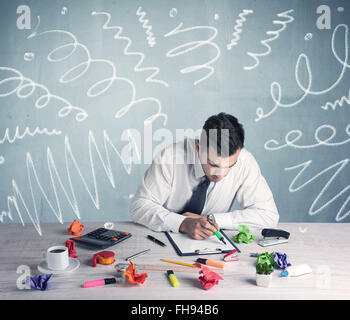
[163,212,187,233]
[212,213,234,230]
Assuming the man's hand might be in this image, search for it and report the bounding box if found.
[182,212,202,219]
[179,212,219,240]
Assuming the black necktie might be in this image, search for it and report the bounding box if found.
[182,176,210,214]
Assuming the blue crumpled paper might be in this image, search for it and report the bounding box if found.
[30,274,53,290]
[273,252,291,269]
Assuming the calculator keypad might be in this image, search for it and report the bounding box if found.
[72,227,131,249]
[87,228,129,242]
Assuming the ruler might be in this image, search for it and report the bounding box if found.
[115,263,224,275]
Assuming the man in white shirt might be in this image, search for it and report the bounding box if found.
[130,113,279,240]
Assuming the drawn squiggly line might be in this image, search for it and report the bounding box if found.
[136,7,157,48]
[0,129,140,236]
[0,126,61,164]
[164,22,220,86]
[92,11,168,88]
[0,66,88,121]
[321,88,350,110]
[0,126,62,144]
[264,123,350,150]
[28,15,167,125]
[227,9,254,50]
[255,24,349,122]
[244,9,294,70]
[285,159,350,221]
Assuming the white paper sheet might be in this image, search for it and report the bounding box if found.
[166,231,238,255]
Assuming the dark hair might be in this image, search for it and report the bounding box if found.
[201,113,244,156]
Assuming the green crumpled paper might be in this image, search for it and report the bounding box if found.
[257,252,275,266]
[232,225,255,244]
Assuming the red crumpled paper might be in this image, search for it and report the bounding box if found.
[65,239,78,258]
[194,262,223,290]
[67,219,84,236]
[124,260,148,284]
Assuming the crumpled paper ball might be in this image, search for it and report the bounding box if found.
[194,263,223,290]
[232,225,255,244]
[67,219,84,236]
[30,274,53,291]
[274,252,292,269]
[124,260,148,284]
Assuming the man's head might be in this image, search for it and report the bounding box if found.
[196,113,244,182]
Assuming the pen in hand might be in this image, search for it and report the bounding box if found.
[207,214,227,245]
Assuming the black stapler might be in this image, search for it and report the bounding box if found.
[258,228,290,247]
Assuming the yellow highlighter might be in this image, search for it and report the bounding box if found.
[167,270,180,287]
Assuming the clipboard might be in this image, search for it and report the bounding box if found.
[165,230,240,256]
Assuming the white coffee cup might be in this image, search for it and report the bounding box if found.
[44,246,69,270]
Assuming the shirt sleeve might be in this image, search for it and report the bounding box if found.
[213,152,279,230]
[129,147,187,232]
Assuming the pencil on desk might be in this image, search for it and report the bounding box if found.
[116,263,224,274]
[161,259,198,268]
[125,249,150,261]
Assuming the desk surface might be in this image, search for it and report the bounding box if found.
[0,222,349,300]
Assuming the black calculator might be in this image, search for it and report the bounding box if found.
[70,227,132,250]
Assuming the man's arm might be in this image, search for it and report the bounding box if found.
[130,147,218,238]
[213,152,279,230]
[129,148,187,232]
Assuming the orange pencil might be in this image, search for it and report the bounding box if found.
[196,258,225,269]
[161,259,198,268]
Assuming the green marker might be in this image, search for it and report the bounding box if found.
[207,214,227,245]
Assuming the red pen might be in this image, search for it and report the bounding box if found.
[83,278,116,288]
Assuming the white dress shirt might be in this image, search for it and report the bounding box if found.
[130,138,279,232]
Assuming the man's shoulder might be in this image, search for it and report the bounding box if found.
[237,148,260,173]
[238,148,255,163]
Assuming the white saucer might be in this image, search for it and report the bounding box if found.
[38,258,80,275]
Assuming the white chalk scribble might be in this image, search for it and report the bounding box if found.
[244,9,294,70]
[227,9,254,50]
[285,159,350,222]
[169,8,178,18]
[92,11,168,89]
[23,52,35,61]
[0,126,61,144]
[264,123,350,150]
[164,22,220,85]
[136,6,157,48]
[255,24,348,122]
[321,88,350,110]
[0,66,87,122]
[0,129,140,236]
[304,33,313,40]
[25,13,168,124]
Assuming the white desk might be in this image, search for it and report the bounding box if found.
[0,222,349,300]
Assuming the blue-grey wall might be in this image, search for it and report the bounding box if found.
[1,0,349,235]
